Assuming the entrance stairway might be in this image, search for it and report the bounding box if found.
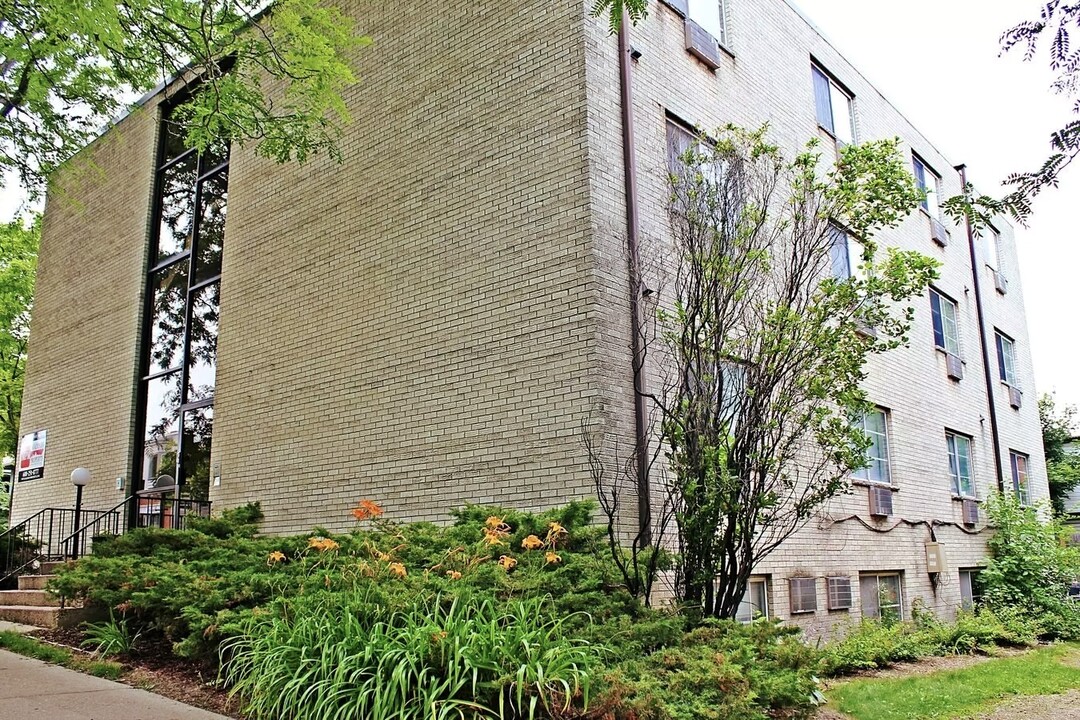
[0,560,93,628]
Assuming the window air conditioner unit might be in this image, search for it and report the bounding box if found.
[994,271,1008,295]
[1008,385,1023,409]
[684,19,722,69]
[869,485,893,517]
[962,499,980,526]
[946,353,964,381]
[930,218,949,247]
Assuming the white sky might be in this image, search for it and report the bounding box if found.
[0,1,1076,415]
[791,0,1079,417]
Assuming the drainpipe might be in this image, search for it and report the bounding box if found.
[955,164,1005,493]
[618,11,652,545]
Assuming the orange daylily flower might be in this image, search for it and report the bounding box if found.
[498,555,518,571]
[485,515,504,529]
[446,570,462,580]
[267,550,286,565]
[352,499,385,521]
[482,527,508,547]
[308,536,340,552]
[545,551,562,565]
[521,535,544,551]
[388,562,407,578]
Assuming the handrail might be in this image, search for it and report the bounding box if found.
[56,495,133,560]
[1,506,121,586]
[0,508,58,543]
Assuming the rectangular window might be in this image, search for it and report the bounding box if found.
[859,573,903,621]
[930,288,961,356]
[947,431,975,498]
[827,576,854,611]
[996,331,1018,387]
[829,225,866,281]
[959,569,982,610]
[853,408,891,485]
[913,155,941,218]
[1011,451,1030,506]
[789,577,818,614]
[812,65,855,145]
[735,577,769,623]
[986,229,1002,271]
[688,0,729,47]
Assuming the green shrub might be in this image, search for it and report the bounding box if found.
[222,591,602,720]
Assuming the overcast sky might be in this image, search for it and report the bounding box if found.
[791,0,1079,419]
[0,0,1076,418]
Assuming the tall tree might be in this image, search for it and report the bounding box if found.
[1039,393,1080,516]
[0,0,367,198]
[0,215,37,527]
[594,125,936,619]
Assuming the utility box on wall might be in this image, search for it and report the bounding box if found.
[925,542,947,574]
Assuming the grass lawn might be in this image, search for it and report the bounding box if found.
[0,631,123,679]
[828,643,1080,720]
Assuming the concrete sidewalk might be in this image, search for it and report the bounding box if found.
[0,649,231,720]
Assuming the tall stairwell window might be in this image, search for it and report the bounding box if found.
[136,102,228,501]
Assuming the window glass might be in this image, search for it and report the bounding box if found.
[913,156,941,217]
[156,153,198,261]
[947,432,975,497]
[996,333,1017,386]
[147,263,189,374]
[185,283,219,402]
[829,83,854,145]
[1011,452,1030,506]
[181,406,214,500]
[959,569,982,610]
[859,573,903,621]
[986,230,1001,271]
[853,409,890,484]
[812,66,855,143]
[141,372,182,488]
[736,578,768,623]
[812,67,834,135]
[194,168,228,282]
[688,0,727,46]
[930,289,960,356]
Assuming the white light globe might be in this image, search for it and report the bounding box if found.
[70,467,92,487]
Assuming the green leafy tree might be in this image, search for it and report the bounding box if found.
[0,0,368,199]
[1039,393,1080,516]
[0,216,37,528]
[643,125,937,619]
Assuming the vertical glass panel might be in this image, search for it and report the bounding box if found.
[156,153,198,261]
[200,137,230,174]
[160,115,191,166]
[185,283,219,402]
[940,298,960,356]
[194,168,228,282]
[181,407,214,500]
[688,0,724,43]
[146,263,189,373]
[924,173,940,219]
[986,231,1001,270]
[829,228,851,280]
[141,372,182,490]
[830,83,854,144]
[812,67,834,134]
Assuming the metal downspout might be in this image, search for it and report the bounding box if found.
[956,164,1005,493]
[618,12,652,544]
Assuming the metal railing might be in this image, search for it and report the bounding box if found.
[0,495,212,586]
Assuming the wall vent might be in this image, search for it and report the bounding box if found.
[930,218,950,247]
[869,485,893,517]
[946,353,964,381]
[827,577,853,610]
[1008,385,1023,410]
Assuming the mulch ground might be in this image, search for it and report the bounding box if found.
[30,627,244,719]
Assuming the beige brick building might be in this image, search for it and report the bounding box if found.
[12,0,1048,634]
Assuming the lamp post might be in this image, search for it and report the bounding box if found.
[70,468,91,559]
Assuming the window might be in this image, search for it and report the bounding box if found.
[913,155,941,218]
[996,331,1018,386]
[1010,451,1030,506]
[853,408,891,485]
[959,569,982,610]
[789,577,818,614]
[986,229,1002,271]
[812,65,855,145]
[136,102,228,500]
[666,118,696,174]
[859,573,903,621]
[827,576,854,611]
[930,288,960,356]
[735,577,768,623]
[687,0,729,47]
[947,431,975,498]
[829,225,866,281]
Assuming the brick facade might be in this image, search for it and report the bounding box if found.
[14,0,1048,632]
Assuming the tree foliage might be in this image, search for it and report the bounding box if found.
[1039,393,1080,516]
[0,0,367,198]
[998,1,1080,222]
[639,125,936,619]
[0,216,37,458]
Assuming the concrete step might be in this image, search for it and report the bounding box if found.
[39,560,73,575]
[0,590,62,607]
[0,605,94,629]
[17,574,53,591]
